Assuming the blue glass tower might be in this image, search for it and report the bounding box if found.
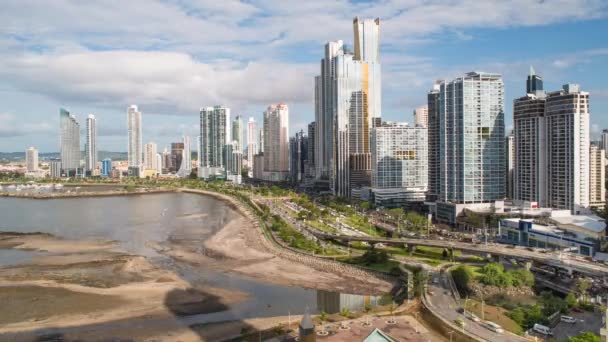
[526,66,543,94]
[101,158,112,177]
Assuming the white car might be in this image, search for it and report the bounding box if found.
[533,323,553,335]
[560,315,577,324]
[484,321,504,334]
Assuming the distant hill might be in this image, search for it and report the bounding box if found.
[0,151,128,162]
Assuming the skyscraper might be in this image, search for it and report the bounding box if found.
[127,105,143,176]
[414,105,428,127]
[263,103,290,181]
[289,130,308,183]
[171,142,184,173]
[426,81,441,201]
[371,122,428,207]
[513,91,547,206]
[602,129,608,158]
[259,128,264,154]
[177,136,191,178]
[26,147,38,172]
[85,114,97,172]
[307,122,316,179]
[60,108,81,175]
[314,17,381,197]
[144,142,158,172]
[589,144,606,209]
[101,158,112,177]
[199,105,230,178]
[155,153,162,175]
[232,115,243,152]
[247,117,257,171]
[546,84,590,214]
[437,72,505,223]
[526,66,543,94]
[505,134,515,199]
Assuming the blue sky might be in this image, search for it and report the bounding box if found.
[0,0,607,152]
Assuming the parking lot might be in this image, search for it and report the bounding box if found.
[527,311,603,341]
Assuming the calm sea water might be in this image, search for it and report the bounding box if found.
[0,193,377,322]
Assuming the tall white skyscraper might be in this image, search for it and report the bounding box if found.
[26,147,39,172]
[59,108,80,174]
[155,153,162,175]
[144,142,158,171]
[232,115,243,152]
[263,103,289,181]
[413,105,428,127]
[247,117,258,170]
[85,114,97,172]
[199,106,230,178]
[546,84,590,214]
[127,105,142,168]
[437,72,505,223]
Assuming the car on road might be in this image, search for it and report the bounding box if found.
[560,315,577,324]
[533,323,553,335]
[464,311,481,322]
[571,307,584,313]
[484,321,504,334]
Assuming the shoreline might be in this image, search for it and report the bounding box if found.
[0,187,176,199]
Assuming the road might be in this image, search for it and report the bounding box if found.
[425,270,528,342]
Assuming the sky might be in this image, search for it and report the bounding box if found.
[0,0,607,152]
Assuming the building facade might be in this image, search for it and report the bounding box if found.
[413,105,428,127]
[602,129,608,159]
[85,114,97,172]
[437,72,505,223]
[506,134,515,199]
[60,108,81,175]
[371,122,428,207]
[171,142,184,173]
[127,105,142,169]
[426,82,441,201]
[263,103,290,181]
[546,84,590,214]
[101,158,112,177]
[232,115,243,152]
[589,144,606,208]
[199,105,230,178]
[289,130,308,184]
[26,147,38,172]
[177,136,192,178]
[513,91,547,206]
[247,117,257,172]
[144,142,158,173]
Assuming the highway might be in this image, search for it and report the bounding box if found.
[425,270,528,342]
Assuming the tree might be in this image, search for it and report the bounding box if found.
[360,202,371,211]
[387,208,404,219]
[480,263,513,287]
[569,332,601,342]
[566,292,578,308]
[576,278,592,303]
[510,268,535,287]
[451,265,473,295]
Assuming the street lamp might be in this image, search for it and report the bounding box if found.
[448,330,454,342]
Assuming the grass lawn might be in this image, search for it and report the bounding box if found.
[307,219,338,234]
[343,215,383,237]
[336,256,401,273]
[464,299,523,335]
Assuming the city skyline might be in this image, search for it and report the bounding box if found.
[1,1,607,152]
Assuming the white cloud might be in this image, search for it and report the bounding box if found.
[0,112,53,137]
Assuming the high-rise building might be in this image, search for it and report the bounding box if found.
[513,91,547,206]
[259,129,264,154]
[162,147,172,174]
[101,158,112,177]
[437,72,505,223]
[224,141,243,177]
[171,142,184,173]
[263,103,290,181]
[155,153,162,175]
[371,122,428,208]
[307,122,316,179]
[84,114,97,172]
[49,159,62,178]
[315,17,381,198]
[59,108,81,175]
[589,144,606,209]
[199,105,230,178]
[26,147,38,172]
[232,115,243,152]
[127,105,143,175]
[546,84,590,214]
[426,81,441,201]
[602,129,608,159]
[526,66,543,94]
[289,130,308,183]
[247,117,258,172]
[177,136,192,178]
[413,105,428,127]
[144,142,158,172]
[506,134,515,199]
